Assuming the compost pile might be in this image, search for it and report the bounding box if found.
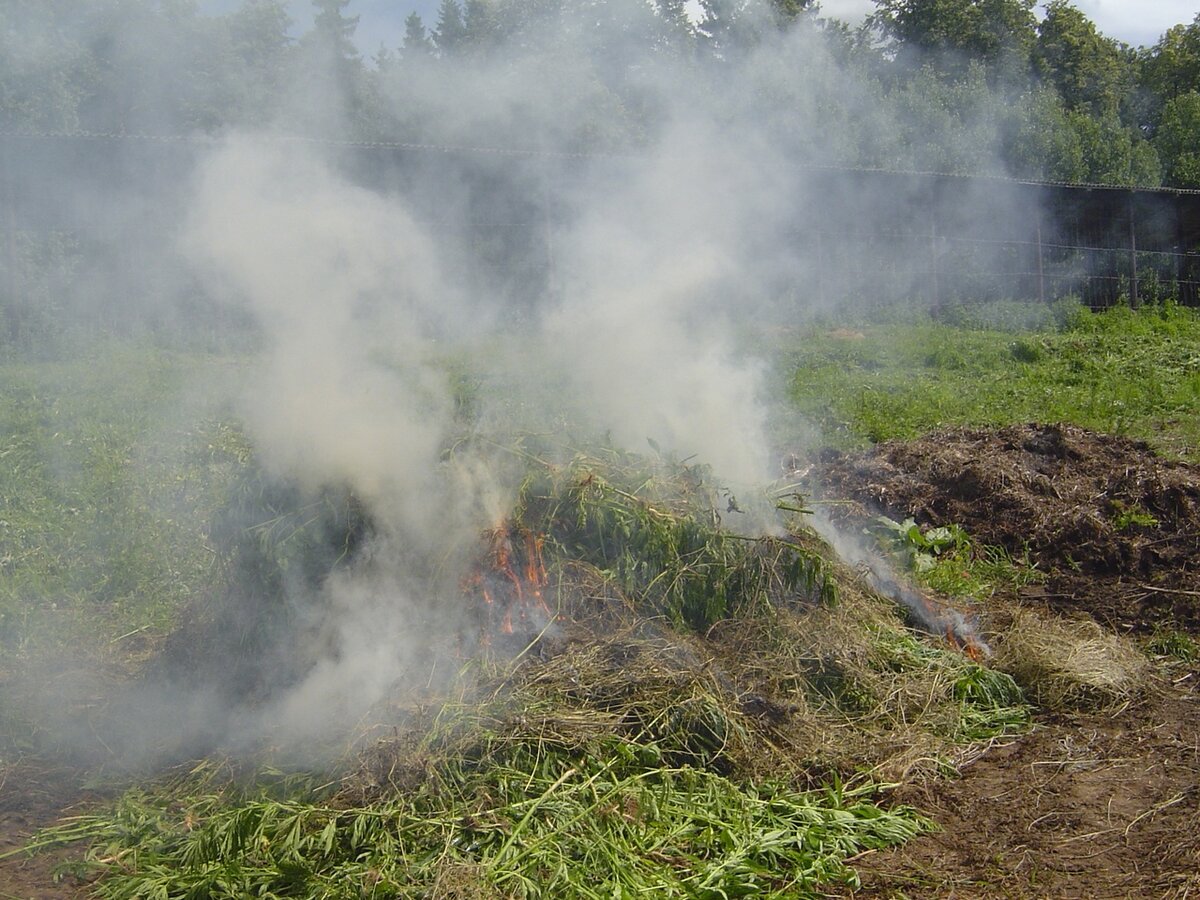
[811,422,1200,633]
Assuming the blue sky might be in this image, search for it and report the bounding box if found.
[198,0,1197,54]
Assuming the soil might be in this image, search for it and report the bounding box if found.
[810,422,1200,634]
[0,763,96,899]
[809,422,1200,898]
[4,422,1198,898]
[843,685,1200,899]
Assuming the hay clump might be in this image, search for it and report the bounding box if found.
[992,609,1151,709]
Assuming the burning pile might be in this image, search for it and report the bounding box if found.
[464,524,552,639]
[31,440,1156,897]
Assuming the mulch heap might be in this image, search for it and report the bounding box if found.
[811,422,1200,633]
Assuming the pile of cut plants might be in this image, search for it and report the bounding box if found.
[16,440,1154,900]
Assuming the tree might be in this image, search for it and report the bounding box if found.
[1142,15,1200,105]
[402,11,434,57]
[433,0,467,53]
[870,0,1038,84]
[695,0,772,57]
[1003,86,1087,182]
[1155,91,1200,186]
[226,0,293,123]
[295,0,374,136]
[1067,110,1160,186]
[463,0,501,48]
[1033,0,1130,117]
[0,0,89,130]
[309,0,360,63]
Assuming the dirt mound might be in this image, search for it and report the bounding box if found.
[811,423,1200,633]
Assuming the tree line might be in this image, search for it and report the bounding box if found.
[0,0,1198,186]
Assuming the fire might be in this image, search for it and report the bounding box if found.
[865,564,991,661]
[464,523,552,638]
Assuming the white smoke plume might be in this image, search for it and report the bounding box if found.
[2,6,1039,763]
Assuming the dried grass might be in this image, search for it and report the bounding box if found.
[992,609,1152,709]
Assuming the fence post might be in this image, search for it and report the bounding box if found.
[1128,193,1139,309]
[2,137,17,343]
[929,214,940,315]
[1175,194,1189,305]
[1035,216,1046,305]
[815,229,825,306]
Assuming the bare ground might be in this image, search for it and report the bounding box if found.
[844,686,1200,899]
[0,762,96,899]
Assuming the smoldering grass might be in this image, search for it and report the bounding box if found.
[508,445,839,631]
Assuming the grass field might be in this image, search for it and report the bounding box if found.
[1,300,1196,897]
[779,301,1200,462]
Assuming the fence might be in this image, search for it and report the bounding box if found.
[2,132,1199,349]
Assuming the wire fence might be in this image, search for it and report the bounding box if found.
[2,130,1199,351]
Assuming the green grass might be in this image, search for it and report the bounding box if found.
[781,302,1200,461]
[0,343,248,657]
[30,752,930,900]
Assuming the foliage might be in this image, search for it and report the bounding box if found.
[1109,500,1159,531]
[869,0,1039,85]
[1141,15,1200,109]
[0,0,1191,189]
[511,447,839,631]
[1034,0,1132,118]
[35,756,930,899]
[868,514,1039,603]
[1154,91,1200,186]
[871,514,969,574]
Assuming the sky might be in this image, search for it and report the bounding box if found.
[821,0,1196,49]
[199,0,1197,54]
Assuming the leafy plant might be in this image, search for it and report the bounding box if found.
[1109,500,1159,531]
[33,751,931,899]
[871,515,970,574]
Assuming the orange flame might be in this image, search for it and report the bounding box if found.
[465,523,552,639]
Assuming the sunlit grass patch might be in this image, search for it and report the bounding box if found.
[781,303,1200,462]
[0,345,249,657]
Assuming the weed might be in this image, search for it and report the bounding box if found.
[1145,628,1199,663]
[32,744,932,898]
[1109,500,1159,531]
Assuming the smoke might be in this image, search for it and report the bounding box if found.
[2,4,1037,765]
[804,506,991,657]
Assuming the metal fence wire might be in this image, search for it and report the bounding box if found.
[2,132,1199,348]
